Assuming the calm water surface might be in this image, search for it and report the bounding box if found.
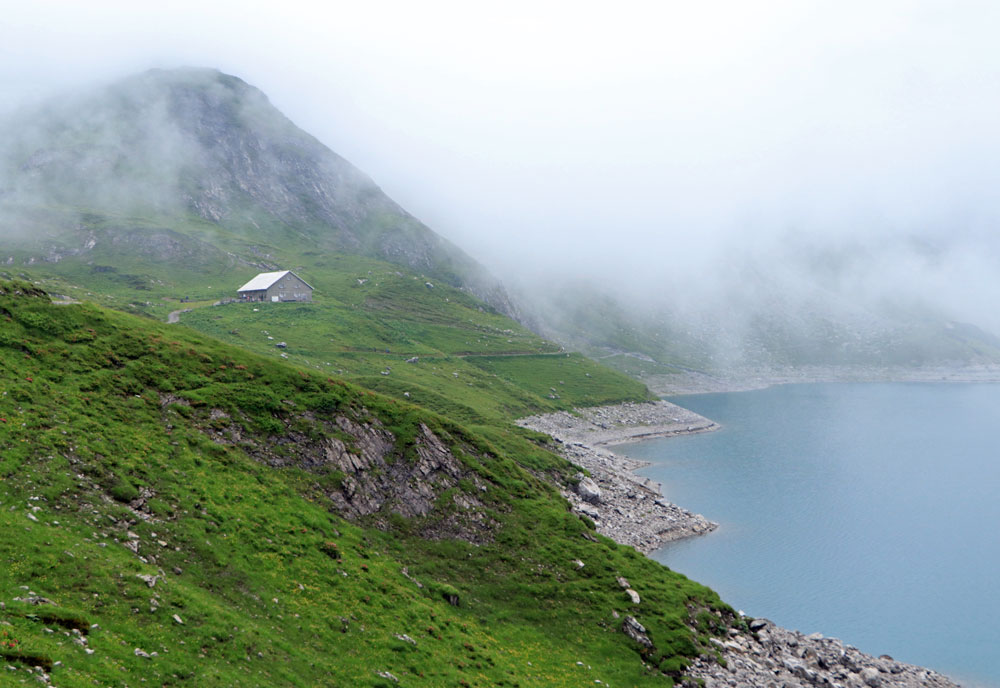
[620,383,1000,688]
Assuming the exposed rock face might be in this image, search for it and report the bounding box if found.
[104,227,225,266]
[686,619,960,688]
[197,405,499,543]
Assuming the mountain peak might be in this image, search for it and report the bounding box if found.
[0,68,509,308]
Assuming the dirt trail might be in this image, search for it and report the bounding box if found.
[167,308,191,324]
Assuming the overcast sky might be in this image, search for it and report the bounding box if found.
[2,1,999,326]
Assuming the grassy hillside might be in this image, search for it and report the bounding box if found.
[0,281,735,686]
[3,229,652,425]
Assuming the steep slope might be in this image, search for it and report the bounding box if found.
[0,69,653,421]
[0,281,735,686]
[0,67,509,309]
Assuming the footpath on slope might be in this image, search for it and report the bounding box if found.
[166,308,191,324]
[518,400,962,688]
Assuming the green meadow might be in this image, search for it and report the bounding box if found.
[0,281,736,686]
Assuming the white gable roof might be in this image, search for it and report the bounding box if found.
[238,270,314,292]
[237,270,292,292]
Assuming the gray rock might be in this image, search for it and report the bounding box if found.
[577,476,602,504]
[622,616,652,648]
[860,667,881,687]
[136,574,159,588]
[576,503,600,520]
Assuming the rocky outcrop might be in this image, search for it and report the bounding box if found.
[195,405,499,543]
[686,619,960,688]
[622,616,653,649]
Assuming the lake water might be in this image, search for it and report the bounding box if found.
[619,383,1000,688]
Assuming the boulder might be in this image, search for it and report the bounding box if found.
[860,667,882,687]
[577,477,602,504]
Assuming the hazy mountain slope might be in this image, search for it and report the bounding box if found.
[3,67,995,386]
[0,66,649,448]
[517,258,1000,385]
[0,281,734,686]
[0,67,509,309]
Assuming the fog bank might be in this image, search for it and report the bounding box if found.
[3,1,1000,345]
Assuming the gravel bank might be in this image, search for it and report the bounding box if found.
[689,618,960,688]
[517,400,720,553]
[518,400,962,687]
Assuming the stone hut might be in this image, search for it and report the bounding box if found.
[237,270,313,303]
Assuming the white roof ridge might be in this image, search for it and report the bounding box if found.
[237,270,292,292]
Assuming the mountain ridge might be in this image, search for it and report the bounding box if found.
[0,67,514,314]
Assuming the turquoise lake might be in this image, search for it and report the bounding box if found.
[619,383,1000,688]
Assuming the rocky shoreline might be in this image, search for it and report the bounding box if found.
[516,401,720,553]
[518,401,963,688]
[690,618,961,688]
